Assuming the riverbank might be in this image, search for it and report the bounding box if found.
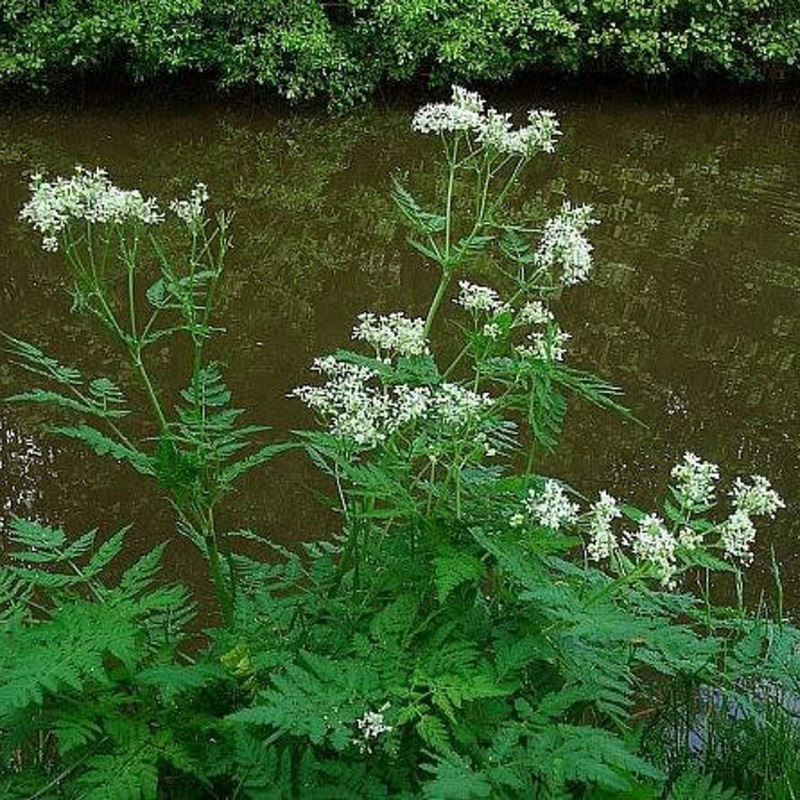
[2,0,799,108]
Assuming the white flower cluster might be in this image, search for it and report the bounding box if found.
[20,167,162,251]
[453,283,568,359]
[586,491,622,561]
[730,475,784,518]
[353,705,392,754]
[629,514,677,586]
[535,201,599,285]
[671,452,720,506]
[678,527,704,550]
[518,300,554,326]
[479,108,561,156]
[433,382,493,426]
[524,479,580,531]
[584,467,785,579]
[352,312,429,358]
[412,85,561,157]
[294,356,492,449]
[719,475,784,563]
[517,326,572,362]
[170,182,209,231]
[294,358,389,448]
[720,510,758,563]
[412,86,485,135]
[454,281,505,314]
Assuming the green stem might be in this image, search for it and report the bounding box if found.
[444,137,458,257]
[425,459,436,518]
[455,455,463,520]
[423,269,453,338]
[206,526,234,627]
[211,507,237,622]
[127,261,137,340]
[443,341,471,378]
[131,350,169,432]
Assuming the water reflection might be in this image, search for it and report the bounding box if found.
[0,86,798,606]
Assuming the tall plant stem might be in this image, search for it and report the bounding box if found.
[444,136,458,256]
[131,351,169,432]
[205,520,234,627]
[423,139,460,338]
[424,269,453,338]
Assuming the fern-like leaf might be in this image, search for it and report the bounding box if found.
[0,602,141,719]
[3,334,83,386]
[422,752,492,798]
[666,769,741,800]
[76,722,159,800]
[433,550,485,603]
[228,652,381,750]
[390,177,446,235]
[48,424,154,474]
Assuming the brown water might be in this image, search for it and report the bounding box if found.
[1,85,798,604]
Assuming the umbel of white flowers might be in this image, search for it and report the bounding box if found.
[411,85,561,158]
[453,281,572,363]
[293,312,494,450]
[20,167,210,251]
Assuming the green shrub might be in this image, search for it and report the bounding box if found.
[1,1,799,106]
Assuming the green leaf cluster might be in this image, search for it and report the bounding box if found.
[1,1,799,106]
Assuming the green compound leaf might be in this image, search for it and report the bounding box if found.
[48,424,155,475]
[433,550,484,602]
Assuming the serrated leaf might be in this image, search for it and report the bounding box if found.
[5,389,93,415]
[219,442,297,486]
[48,424,154,475]
[416,715,451,754]
[433,551,484,602]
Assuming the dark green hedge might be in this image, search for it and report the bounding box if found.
[1,0,799,105]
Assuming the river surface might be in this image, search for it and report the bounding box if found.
[1,84,798,607]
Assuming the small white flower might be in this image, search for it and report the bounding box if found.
[586,491,621,561]
[352,312,429,357]
[482,322,501,339]
[630,514,677,586]
[678,527,704,550]
[412,86,561,159]
[353,704,392,754]
[454,281,504,314]
[20,167,163,250]
[517,326,571,362]
[412,85,485,135]
[294,348,491,448]
[433,383,493,426]
[509,512,525,528]
[170,182,209,231]
[393,384,433,425]
[729,475,785,518]
[525,479,580,531]
[518,300,554,326]
[479,109,561,157]
[477,108,513,150]
[451,85,485,115]
[719,509,757,563]
[671,452,720,507]
[293,357,389,448]
[536,201,599,285]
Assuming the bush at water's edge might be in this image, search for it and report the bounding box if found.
[1,0,799,107]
